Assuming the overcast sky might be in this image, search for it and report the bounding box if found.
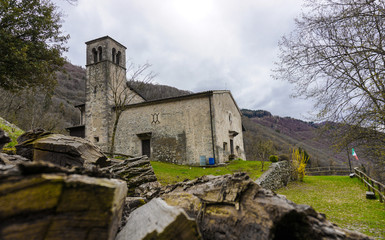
[53,0,314,120]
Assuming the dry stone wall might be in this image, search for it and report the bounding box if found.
[255,160,292,190]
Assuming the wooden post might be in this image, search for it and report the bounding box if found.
[378,183,383,203]
[347,148,352,173]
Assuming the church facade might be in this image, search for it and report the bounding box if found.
[69,36,246,165]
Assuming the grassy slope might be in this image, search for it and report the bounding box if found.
[0,117,24,148]
[276,176,385,239]
[151,160,270,185]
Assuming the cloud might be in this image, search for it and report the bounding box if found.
[54,0,312,120]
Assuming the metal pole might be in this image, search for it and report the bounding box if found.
[347,147,352,173]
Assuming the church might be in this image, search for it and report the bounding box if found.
[68,36,246,165]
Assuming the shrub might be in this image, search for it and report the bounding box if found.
[291,148,309,181]
[269,155,279,162]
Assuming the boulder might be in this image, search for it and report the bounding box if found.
[115,198,201,240]
[119,197,148,231]
[161,173,372,240]
[0,153,31,165]
[16,129,108,168]
[102,156,160,198]
[0,128,11,150]
[0,162,127,240]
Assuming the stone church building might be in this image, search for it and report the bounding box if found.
[68,36,246,165]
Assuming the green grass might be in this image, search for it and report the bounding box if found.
[276,176,385,239]
[151,160,271,185]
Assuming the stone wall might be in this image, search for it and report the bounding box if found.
[212,91,246,162]
[115,96,213,165]
[255,160,292,190]
[85,37,145,152]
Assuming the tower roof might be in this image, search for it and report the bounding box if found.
[85,36,127,49]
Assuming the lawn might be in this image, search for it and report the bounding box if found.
[276,176,385,239]
[151,160,270,185]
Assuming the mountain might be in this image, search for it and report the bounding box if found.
[242,109,358,169]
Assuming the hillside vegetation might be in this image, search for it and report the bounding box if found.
[242,110,363,168]
[0,117,24,148]
[277,176,385,239]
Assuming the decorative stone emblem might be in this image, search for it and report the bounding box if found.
[151,113,160,124]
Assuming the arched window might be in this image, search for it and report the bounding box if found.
[92,48,98,63]
[112,48,116,63]
[98,46,103,61]
[116,51,121,65]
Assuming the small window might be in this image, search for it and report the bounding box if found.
[94,136,99,142]
[92,48,98,63]
[98,46,103,61]
[223,142,228,152]
[112,48,116,63]
[116,51,121,65]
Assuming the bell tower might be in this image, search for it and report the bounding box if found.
[84,36,127,151]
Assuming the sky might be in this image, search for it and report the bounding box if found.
[53,0,314,120]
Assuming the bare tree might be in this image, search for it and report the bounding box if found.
[246,132,275,171]
[108,62,155,155]
[274,0,385,162]
[256,139,274,171]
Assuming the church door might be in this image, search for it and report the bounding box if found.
[142,139,151,158]
[230,139,234,155]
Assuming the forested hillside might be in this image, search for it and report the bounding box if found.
[0,63,85,133]
[242,109,385,182]
[242,110,349,166]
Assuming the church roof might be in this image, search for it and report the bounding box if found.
[120,90,242,115]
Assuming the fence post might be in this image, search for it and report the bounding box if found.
[378,183,383,203]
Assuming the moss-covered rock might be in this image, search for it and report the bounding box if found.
[0,162,127,240]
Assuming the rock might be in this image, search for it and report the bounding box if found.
[15,128,51,159]
[16,129,108,168]
[119,197,148,231]
[0,153,31,165]
[0,162,127,240]
[115,198,201,240]
[0,128,11,150]
[102,156,160,198]
[161,173,372,240]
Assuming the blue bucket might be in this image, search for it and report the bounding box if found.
[209,157,215,165]
[200,156,206,166]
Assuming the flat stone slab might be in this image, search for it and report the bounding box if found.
[16,130,108,168]
[366,191,376,199]
[0,165,127,240]
[116,198,201,240]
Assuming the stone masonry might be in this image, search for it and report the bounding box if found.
[80,36,246,165]
[255,160,293,190]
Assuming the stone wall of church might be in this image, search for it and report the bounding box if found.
[85,63,111,152]
[212,92,246,163]
[114,96,215,165]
